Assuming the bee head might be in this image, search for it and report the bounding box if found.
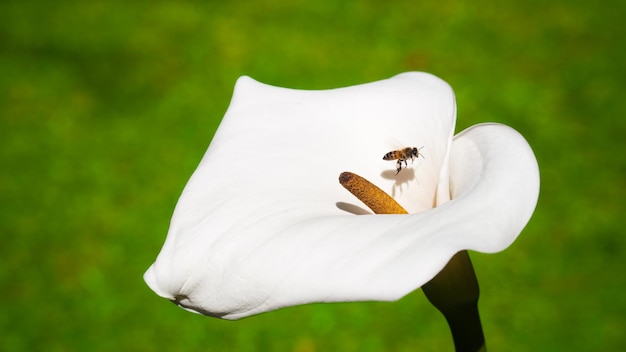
[413,146,424,159]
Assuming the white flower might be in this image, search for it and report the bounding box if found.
[144,72,540,320]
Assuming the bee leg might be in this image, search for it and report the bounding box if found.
[395,160,402,174]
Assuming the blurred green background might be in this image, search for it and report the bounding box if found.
[1,1,624,351]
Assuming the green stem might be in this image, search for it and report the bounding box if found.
[422,250,486,352]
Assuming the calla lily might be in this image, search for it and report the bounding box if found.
[144,72,539,320]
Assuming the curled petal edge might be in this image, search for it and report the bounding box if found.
[446,122,540,253]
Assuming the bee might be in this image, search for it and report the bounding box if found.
[383,147,424,174]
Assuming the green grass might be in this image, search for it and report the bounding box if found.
[1,1,625,350]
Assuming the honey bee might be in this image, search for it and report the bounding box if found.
[383,147,424,174]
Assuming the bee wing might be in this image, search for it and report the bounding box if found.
[384,137,405,151]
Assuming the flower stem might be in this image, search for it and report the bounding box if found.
[339,171,486,351]
[422,251,486,352]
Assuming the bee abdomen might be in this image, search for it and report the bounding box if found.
[382,151,399,160]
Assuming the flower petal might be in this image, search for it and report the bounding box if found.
[144,73,539,320]
[446,123,540,252]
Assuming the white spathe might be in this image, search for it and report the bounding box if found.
[144,72,540,320]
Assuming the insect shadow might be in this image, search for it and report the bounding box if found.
[380,167,416,198]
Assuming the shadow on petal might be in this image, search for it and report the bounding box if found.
[335,202,372,215]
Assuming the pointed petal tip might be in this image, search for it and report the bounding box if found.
[234,75,257,86]
[143,265,177,302]
[232,75,262,94]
